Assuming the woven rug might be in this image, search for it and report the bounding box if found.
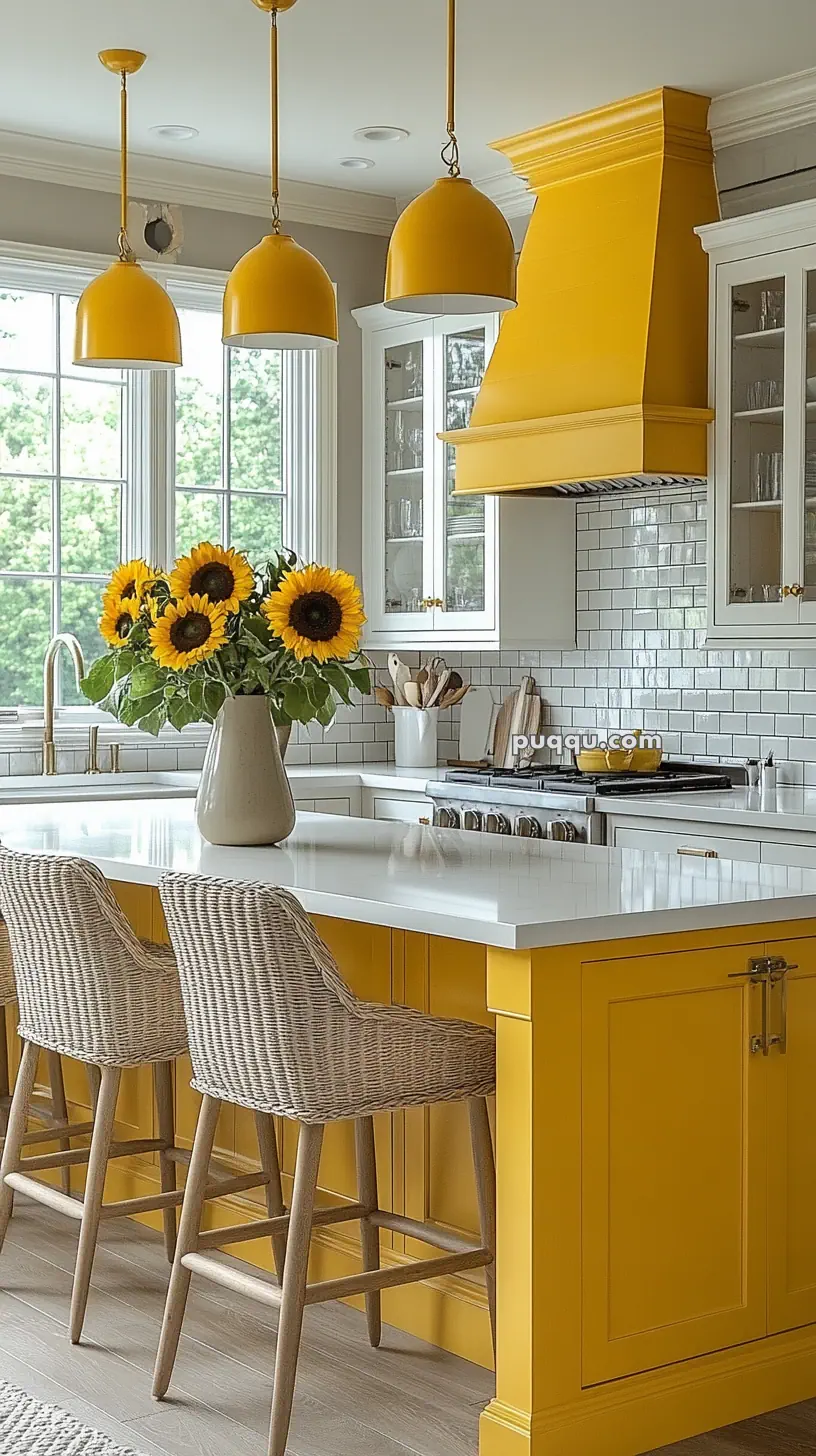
[0,1382,147,1455]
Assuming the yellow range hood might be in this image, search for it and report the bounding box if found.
[444,87,718,497]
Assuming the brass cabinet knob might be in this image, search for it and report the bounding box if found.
[783,584,804,598]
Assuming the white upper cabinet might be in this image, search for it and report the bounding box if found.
[354,303,576,650]
[700,202,816,643]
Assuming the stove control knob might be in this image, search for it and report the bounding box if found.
[434,806,460,830]
[548,820,578,842]
[485,811,511,835]
[515,815,543,838]
[463,808,483,832]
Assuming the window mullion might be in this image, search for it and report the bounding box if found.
[126,371,172,568]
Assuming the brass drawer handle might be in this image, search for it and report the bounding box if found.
[677,846,719,858]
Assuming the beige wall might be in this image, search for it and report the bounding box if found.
[0,173,388,577]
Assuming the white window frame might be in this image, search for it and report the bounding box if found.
[0,241,338,751]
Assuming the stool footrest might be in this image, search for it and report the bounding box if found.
[99,1190,185,1220]
[370,1212,479,1255]
[195,1200,366,1253]
[203,1171,270,1200]
[17,1136,165,1173]
[181,1251,283,1308]
[4,1171,83,1220]
[20,1120,96,1147]
[304,1247,492,1307]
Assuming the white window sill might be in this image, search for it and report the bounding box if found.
[0,711,212,755]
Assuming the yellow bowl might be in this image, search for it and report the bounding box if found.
[576,747,633,773]
[628,747,663,773]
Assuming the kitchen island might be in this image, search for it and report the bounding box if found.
[3,799,816,1456]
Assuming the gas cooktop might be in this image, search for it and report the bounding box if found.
[444,762,736,798]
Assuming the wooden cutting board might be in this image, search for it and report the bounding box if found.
[458,687,494,763]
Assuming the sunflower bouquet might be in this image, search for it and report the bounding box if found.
[82,543,371,736]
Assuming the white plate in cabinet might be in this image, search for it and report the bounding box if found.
[354,302,576,651]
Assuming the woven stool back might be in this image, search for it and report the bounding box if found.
[159,871,495,1125]
[0,848,187,1066]
[0,919,14,1007]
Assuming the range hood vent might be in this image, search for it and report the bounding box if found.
[444,88,718,497]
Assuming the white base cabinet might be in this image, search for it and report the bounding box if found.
[606,810,816,870]
[354,302,575,651]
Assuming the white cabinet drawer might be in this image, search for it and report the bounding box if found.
[761,840,816,871]
[372,795,432,825]
[295,798,315,812]
[313,797,352,816]
[614,825,761,863]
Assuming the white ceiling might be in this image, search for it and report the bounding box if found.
[3,0,816,201]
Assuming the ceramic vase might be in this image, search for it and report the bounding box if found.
[196,694,296,847]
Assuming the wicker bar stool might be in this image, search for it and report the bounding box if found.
[0,916,76,1193]
[0,848,285,1346]
[155,871,497,1456]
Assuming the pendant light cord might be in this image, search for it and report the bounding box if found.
[441,0,460,177]
[118,69,133,261]
[270,8,281,232]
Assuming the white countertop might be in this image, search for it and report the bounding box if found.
[0,763,433,807]
[600,786,816,836]
[2,797,816,950]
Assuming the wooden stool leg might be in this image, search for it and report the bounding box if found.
[255,1111,288,1281]
[46,1050,71,1196]
[69,1065,120,1345]
[468,1097,497,1359]
[267,1122,323,1456]
[0,1006,10,1141]
[354,1115,382,1349]
[153,1061,178,1264]
[0,1040,38,1252]
[153,1094,221,1400]
[86,1064,101,1114]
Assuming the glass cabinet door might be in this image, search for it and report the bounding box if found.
[726,274,786,612]
[435,318,496,629]
[802,270,816,605]
[383,337,429,619]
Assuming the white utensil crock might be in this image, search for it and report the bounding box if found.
[196,694,296,846]
[393,706,439,768]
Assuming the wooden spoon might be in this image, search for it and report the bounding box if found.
[425,667,452,708]
[403,681,422,707]
[388,652,411,706]
[375,686,395,709]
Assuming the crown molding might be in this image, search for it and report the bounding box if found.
[709,67,816,151]
[0,128,397,236]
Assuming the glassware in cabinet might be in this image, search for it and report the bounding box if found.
[383,340,426,617]
[727,275,785,608]
[442,325,486,614]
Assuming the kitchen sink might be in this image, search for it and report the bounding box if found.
[0,772,200,805]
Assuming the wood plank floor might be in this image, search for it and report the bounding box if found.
[1,1200,815,1455]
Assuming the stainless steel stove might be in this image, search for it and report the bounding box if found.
[425,762,738,845]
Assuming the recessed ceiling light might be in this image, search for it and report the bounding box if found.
[340,156,375,170]
[353,126,409,144]
[149,124,199,141]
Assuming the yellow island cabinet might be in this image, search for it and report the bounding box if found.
[3,799,816,1456]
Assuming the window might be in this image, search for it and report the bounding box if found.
[0,254,336,716]
[174,306,284,561]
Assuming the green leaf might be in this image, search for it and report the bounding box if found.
[114,650,135,682]
[203,680,227,719]
[130,662,164,698]
[80,655,116,704]
[319,661,353,705]
[119,688,164,726]
[282,681,312,723]
[344,663,372,694]
[137,704,167,737]
[168,697,198,731]
[314,695,335,728]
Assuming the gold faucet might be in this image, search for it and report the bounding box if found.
[42,634,85,776]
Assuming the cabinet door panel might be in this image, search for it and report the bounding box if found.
[767,938,816,1332]
[582,944,767,1384]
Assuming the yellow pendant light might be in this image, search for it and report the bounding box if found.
[385,0,516,315]
[223,0,338,350]
[74,51,182,370]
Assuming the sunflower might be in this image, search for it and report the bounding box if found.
[102,559,153,611]
[169,543,254,614]
[149,594,229,671]
[262,564,366,662]
[99,595,141,649]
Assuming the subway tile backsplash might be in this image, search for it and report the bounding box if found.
[6,485,816,783]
